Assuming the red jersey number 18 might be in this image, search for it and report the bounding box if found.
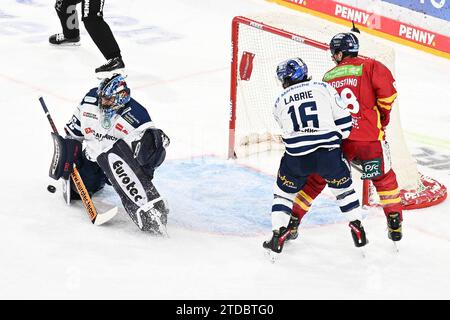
[340,88,360,114]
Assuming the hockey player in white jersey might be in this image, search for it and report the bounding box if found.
[263,58,368,254]
[49,74,170,234]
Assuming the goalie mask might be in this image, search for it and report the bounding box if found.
[97,74,131,121]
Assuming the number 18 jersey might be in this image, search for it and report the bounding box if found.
[273,81,352,156]
[323,56,397,141]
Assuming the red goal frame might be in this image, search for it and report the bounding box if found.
[229,16,329,159]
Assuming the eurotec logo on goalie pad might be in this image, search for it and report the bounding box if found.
[108,153,148,206]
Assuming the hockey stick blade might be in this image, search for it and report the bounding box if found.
[93,206,118,226]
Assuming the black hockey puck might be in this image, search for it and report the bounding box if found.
[47,185,56,193]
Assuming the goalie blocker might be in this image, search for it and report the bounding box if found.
[49,132,82,180]
[97,129,170,235]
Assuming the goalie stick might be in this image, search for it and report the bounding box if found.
[39,96,117,226]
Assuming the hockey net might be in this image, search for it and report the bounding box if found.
[229,15,447,210]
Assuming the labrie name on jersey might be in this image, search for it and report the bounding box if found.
[65,88,155,161]
[273,81,352,157]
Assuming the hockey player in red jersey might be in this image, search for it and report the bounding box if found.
[288,33,402,243]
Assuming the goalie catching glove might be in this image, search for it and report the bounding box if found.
[131,128,170,178]
[49,133,82,180]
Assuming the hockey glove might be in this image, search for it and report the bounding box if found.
[131,128,170,177]
[49,133,82,180]
[379,109,390,128]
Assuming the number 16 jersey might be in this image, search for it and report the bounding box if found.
[273,81,353,157]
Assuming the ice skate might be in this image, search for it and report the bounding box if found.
[387,212,402,242]
[263,227,291,254]
[349,219,368,247]
[49,33,80,46]
[287,216,300,240]
[95,57,126,79]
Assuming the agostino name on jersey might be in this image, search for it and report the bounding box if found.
[328,78,358,89]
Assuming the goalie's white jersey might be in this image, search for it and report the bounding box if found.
[273,81,352,156]
[65,88,155,161]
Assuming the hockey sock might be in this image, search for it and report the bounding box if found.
[292,174,326,221]
[329,185,362,221]
[372,169,403,219]
[272,184,295,231]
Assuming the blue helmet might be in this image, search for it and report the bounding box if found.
[97,74,131,111]
[276,58,309,89]
[329,33,359,56]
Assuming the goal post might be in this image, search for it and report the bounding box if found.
[229,16,331,160]
[229,15,447,210]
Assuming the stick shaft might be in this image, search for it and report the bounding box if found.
[39,97,59,134]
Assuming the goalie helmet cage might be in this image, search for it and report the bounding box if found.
[229,15,447,210]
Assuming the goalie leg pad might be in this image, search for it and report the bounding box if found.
[137,198,169,233]
[97,139,169,233]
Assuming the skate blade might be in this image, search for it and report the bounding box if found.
[357,239,369,258]
[392,241,400,253]
[358,247,367,258]
[264,249,279,264]
[50,42,81,47]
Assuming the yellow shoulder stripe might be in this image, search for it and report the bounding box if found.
[377,93,397,104]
